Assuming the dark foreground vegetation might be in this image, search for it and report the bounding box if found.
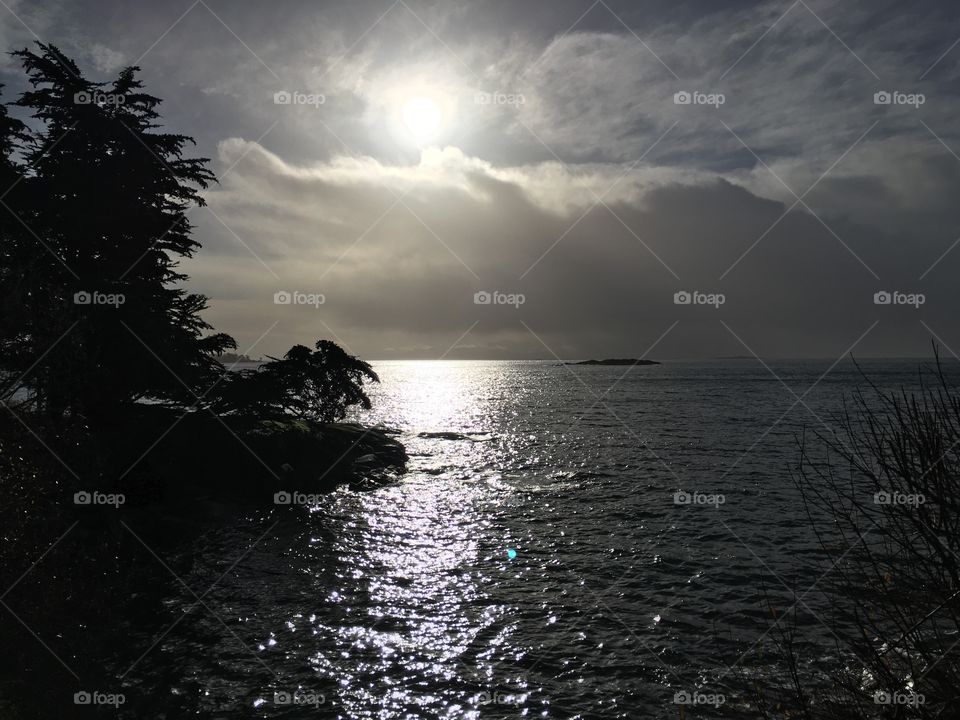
[0,45,402,717]
[748,354,960,719]
[0,42,405,499]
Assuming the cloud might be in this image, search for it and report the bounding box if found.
[185,139,960,359]
[89,43,125,73]
[5,0,960,358]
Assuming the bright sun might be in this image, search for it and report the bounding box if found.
[402,96,442,143]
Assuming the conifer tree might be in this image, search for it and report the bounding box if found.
[4,44,235,421]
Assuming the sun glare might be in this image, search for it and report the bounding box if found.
[402,96,442,144]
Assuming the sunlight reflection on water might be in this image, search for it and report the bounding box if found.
[112,359,942,718]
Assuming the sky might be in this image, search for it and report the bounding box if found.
[2,0,960,360]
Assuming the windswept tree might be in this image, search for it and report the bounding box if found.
[0,44,234,422]
[210,340,379,423]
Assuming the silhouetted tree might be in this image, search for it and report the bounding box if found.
[1,44,378,434]
[0,84,30,402]
[211,340,379,422]
[0,44,234,422]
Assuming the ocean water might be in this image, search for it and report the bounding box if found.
[111,358,941,718]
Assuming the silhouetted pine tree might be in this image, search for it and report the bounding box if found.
[3,43,234,422]
[0,84,31,402]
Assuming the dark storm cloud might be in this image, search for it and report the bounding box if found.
[2,0,960,357]
[184,141,960,360]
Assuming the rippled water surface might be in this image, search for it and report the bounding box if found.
[114,359,939,718]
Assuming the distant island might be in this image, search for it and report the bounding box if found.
[218,352,262,364]
[565,358,660,366]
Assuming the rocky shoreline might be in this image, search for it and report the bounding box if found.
[99,407,409,508]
